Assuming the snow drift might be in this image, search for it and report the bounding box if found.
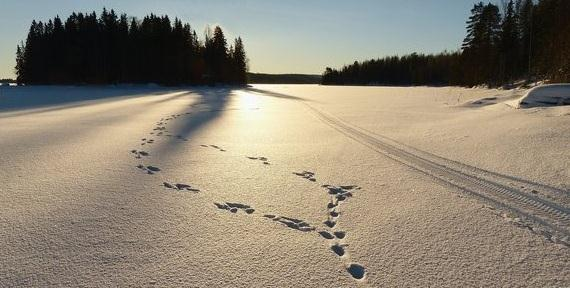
[518,84,570,108]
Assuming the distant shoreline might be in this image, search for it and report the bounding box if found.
[247,73,321,84]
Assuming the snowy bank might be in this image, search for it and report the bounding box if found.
[517,84,570,108]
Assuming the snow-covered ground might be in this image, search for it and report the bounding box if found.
[517,84,570,107]
[0,84,568,287]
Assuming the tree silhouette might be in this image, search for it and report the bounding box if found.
[231,37,248,84]
[15,9,248,85]
[499,0,520,82]
[322,0,570,86]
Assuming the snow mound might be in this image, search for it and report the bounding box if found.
[517,84,570,108]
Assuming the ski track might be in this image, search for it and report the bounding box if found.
[303,102,570,245]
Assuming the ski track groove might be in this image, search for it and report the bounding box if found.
[304,103,570,242]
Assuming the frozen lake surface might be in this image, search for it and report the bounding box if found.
[0,84,568,286]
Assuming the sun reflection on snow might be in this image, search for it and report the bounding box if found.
[234,90,261,110]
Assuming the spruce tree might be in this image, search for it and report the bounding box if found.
[15,43,26,83]
[232,37,247,84]
[499,0,520,82]
[516,0,534,78]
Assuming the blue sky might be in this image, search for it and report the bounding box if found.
[0,0,486,78]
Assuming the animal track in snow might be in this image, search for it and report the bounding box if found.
[201,145,226,152]
[263,214,315,232]
[347,263,366,280]
[329,209,340,218]
[246,156,270,165]
[319,230,346,240]
[322,185,361,202]
[318,231,335,239]
[316,183,366,281]
[130,149,150,159]
[323,219,337,228]
[140,138,155,145]
[163,134,188,141]
[331,244,346,257]
[163,182,200,192]
[136,164,161,174]
[327,201,338,209]
[175,135,188,141]
[211,145,226,151]
[214,202,255,214]
[163,114,182,121]
[293,171,316,182]
[333,231,346,239]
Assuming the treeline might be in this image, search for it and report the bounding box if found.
[322,52,462,86]
[247,73,321,84]
[322,0,570,87]
[15,8,247,85]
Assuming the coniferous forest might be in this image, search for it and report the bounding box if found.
[322,0,570,87]
[15,9,248,85]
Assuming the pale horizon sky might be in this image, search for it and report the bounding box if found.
[0,0,489,79]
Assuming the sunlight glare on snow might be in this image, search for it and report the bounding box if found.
[234,90,260,111]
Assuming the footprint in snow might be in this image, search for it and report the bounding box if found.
[331,244,346,257]
[130,149,150,159]
[347,263,366,280]
[214,202,255,214]
[247,156,270,165]
[318,231,335,239]
[201,145,226,152]
[140,138,155,145]
[318,230,346,240]
[163,182,200,192]
[322,185,361,202]
[334,231,346,239]
[136,164,161,174]
[263,214,315,232]
[324,219,336,228]
[293,171,316,182]
[175,135,188,141]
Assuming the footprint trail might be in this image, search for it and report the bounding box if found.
[128,101,368,282]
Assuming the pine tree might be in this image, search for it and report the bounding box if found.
[51,16,65,83]
[117,14,129,82]
[462,2,485,51]
[23,20,40,84]
[499,0,520,82]
[127,17,141,82]
[516,0,534,78]
[15,43,26,83]
[461,2,501,85]
[232,37,247,84]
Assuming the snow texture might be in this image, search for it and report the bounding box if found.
[0,84,568,287]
